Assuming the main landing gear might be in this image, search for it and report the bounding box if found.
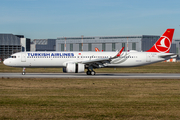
[86,70,96,75]
[86,66,96,75]
[22,67,26,75]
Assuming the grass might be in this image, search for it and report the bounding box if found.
[0,77,180,119]
[1,61,180,119]
[1,62,180,73]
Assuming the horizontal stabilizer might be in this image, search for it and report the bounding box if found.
[158,53,177,58]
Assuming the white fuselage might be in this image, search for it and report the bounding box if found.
[3,51,169,68]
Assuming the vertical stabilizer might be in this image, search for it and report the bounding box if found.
[146,29,174,53]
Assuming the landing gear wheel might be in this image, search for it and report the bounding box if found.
[22,72,26,75]
[86,71,91,75]
[86,71,96,75]
[91,71,96,75]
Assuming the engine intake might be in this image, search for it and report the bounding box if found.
[63,63,84,73]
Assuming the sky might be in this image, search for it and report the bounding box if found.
[1,0,180,39]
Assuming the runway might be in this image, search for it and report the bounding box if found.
[0,73,180,79]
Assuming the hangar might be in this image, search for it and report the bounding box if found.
[31,39,56,51]
[174,39,180,56]
[56,35,176,53]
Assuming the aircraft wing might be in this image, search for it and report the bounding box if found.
[79,47,124,68]
[81,58,111,68]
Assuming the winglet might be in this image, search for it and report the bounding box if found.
[95,47,100,52]
[116,47,124,57]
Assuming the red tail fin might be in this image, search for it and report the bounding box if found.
[146,29,175,53]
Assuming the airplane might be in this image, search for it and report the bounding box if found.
[95,47,103,52]
[3,29,176,75]
[95,47,100,52]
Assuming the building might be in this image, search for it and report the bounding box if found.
[56,35,176,53]
[0,34,30,60]
[174,39,180,58]
[31,39,56,51]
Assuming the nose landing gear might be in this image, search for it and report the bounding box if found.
[22,67,26,75]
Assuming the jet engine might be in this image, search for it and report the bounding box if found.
[63,63,85,73]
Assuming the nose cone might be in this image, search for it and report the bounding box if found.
[3,59,7,65]
[3,59,10,66]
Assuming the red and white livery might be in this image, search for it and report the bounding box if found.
[3,29,176,75]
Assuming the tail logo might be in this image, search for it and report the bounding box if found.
[155,36,171,53]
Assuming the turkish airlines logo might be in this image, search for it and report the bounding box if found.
[155,36,171,53]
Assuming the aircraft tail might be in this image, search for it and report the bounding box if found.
[146,29,175,53]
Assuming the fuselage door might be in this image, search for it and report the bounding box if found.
[21,53,26,62]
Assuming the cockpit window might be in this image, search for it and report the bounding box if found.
[10,56,16,58]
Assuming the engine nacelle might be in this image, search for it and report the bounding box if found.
[64,63,84,73]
